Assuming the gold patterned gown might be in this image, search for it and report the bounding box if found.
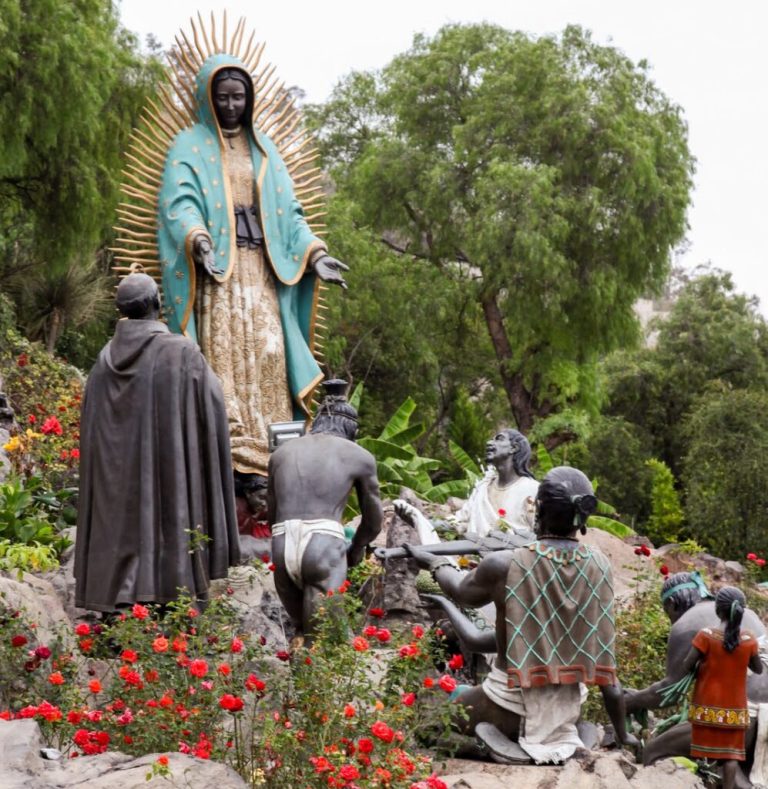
[195,127,293,476]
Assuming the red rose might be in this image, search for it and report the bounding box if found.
[363,625,378,637]
[74,623,91,636]
[498,508,507,517]
[423,677,435,689]
[371,721,394,743]
[375,628,392,643]
[357,737,374,754]
[758,558,766,568]
[230,637,244,653]
[188,659,208,678]
[438,675,457,693]
[447,653,464,670]
[747,553,758,561]
[369,607,386,618]
[120,649,138,664]
[245,674,266,692]
[27,414,36,424]
[411,625,424,639]
[310,756,334,774]
[219,694,244,712]
[41,416,63,436]
[10,635,28,648]
[153,636,169,653]
[344,703,355,718]
[132,604,150,620]
[275,650,291,662]
[339,764,360,781]
[48,671,65,685]
[402,692,416,707]
[352,637,369,652]
[157,755,169,766]
[659,565,670,576]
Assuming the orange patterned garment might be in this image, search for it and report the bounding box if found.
[689,627,758,761]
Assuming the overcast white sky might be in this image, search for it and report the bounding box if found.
[118,0,768,310]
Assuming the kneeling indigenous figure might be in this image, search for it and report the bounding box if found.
[404,466,637,763]
[268,382,382,642]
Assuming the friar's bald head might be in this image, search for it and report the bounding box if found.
[116,273,160,320]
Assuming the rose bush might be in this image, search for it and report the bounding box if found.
[0,586,456,787]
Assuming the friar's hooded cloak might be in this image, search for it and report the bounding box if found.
[74,318,240,611]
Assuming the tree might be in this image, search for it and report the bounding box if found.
[310,24,693,442]
[0,0,162,270]
[683,387,768,559]
[604,269,768,474]
[320,196,502,455]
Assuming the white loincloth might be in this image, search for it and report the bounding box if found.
[272,519,346,589]
[481,663,586,764]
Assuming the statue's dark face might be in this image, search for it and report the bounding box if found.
[213,77,247,129]
[485,432,515,467]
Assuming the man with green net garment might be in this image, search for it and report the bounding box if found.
[404,466,638,763]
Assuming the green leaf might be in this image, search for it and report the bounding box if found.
[424,478,474,503]
[357,438,415,462]
[536,445,554,476]
[383,422,425,448]
[379,397,417,441]
[588,515,635,539]
[348,381,364,411]
[448,440,481,476]
[595,498,618,516]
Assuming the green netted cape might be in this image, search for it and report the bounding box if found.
[505,540,617,688]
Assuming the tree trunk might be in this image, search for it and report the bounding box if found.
[45,309,63,354]
[479,292,536,435]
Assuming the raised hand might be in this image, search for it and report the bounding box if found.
[312,254,349,289]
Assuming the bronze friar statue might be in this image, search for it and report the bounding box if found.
[74,273,240,612]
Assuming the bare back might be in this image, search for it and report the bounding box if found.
[268,433,377,523]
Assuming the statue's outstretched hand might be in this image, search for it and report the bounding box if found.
[393,499,419,528]
[312,254,349,289]
[401,543,435,569]
[192,234,224,277]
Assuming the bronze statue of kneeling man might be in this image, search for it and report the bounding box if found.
[268,383,382,642]
[404,466,638,763]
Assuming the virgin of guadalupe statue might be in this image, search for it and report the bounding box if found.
[112,13,347,476]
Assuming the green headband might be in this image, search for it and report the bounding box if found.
[661,570,714,603]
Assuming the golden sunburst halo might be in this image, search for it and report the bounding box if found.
[111,10,329,370]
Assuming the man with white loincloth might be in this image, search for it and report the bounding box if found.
[268,384,382,642]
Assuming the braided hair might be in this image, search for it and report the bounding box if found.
[536,466,598,537]
[715,586,746,653]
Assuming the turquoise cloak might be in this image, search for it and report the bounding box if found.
[157,54,325,415]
